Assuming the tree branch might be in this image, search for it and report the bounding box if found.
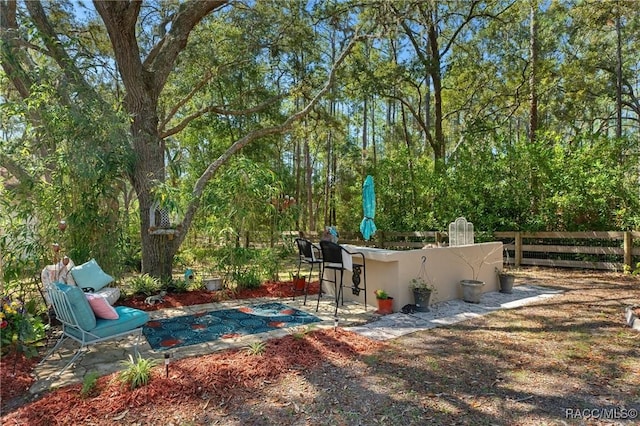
[174,32,363,248]
[159,70,215,132]
[387,92,435,148]
[0,152,35,189]
[392,5,430,67]
[144,0,228,92]
[0,0,34,99]
[441,1,516,57]
[159,59,251,132]
[26,1,101,101]
[160,95,284,139]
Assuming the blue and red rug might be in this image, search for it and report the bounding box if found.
[143,302,321,351]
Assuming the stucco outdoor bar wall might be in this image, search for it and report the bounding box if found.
[321,242,503,311]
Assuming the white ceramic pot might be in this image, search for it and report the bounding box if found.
[460,279,485,303]
[204,277,222,291]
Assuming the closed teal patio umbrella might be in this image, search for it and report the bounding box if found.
[359,175,377,240]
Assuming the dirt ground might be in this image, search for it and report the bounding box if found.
[2,268,639,425]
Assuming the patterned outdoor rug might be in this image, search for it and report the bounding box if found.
[143,302,322,351]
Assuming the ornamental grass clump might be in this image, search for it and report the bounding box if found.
[118,354,157,390]
[127,274,161,296]
[246,341,266,356]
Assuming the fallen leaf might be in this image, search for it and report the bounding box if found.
[112,410,129,421]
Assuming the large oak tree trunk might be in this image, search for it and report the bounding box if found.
[129,105,177,278]
[94,1,224,280]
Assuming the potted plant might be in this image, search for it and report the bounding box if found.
[459,279,484,303]
[495,267,514,294]
[451,244,503,304]
[496,249,514,294]
[409,277,436,312]
[374,289,394,315]
[290,273,307,292]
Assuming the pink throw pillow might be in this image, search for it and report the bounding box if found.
[85,293,119,320]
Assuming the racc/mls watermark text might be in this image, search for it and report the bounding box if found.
[565,407,638,420]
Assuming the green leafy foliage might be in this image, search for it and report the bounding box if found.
[0,294,47,358]
[245,341,266,356]
[80,371,101,398]
[213,246,265,290]
[374,289,389,300]
[256,247,289,282]
[118,354,157,390]
[289,325,316,340]
[167,277,191,293]
[127,274,161,296]
[232,270,262,290]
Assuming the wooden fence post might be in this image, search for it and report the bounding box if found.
[624,231,632,269]
[515,232,522,267]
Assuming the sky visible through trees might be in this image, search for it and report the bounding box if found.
[1,0,638,280]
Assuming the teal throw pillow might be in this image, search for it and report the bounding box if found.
[70,259,114,292]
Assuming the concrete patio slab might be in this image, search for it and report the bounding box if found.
[347,284,564,341]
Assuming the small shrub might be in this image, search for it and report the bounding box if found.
[120,243,142,273]
[233,269,262,290]
[289,325,316,339]
[258,247,288,281]
[118,354,157,390]
[214,246,264,289]
[246,341,266,355]
[80,371,100,398]
[0,295,47,358]
[192,276,205,291]
[167,278,190,293]
[127,274,160,296]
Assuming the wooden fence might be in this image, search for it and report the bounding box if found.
[226,230,640,271]
[493,231,640,271]
[316,230,640,272]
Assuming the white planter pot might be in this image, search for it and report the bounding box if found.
[460,279,485,304]
[204,277,222,291]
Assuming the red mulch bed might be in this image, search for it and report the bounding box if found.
[0,279,341,422]
[3,328,381,425]
[1,352,39,405]
[116,279,321,311]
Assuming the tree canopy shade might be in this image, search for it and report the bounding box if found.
[1,0,361,279]
[1,0,639,283]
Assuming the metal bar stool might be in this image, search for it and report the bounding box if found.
[317,241,367,316]
[294,238,323,305]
